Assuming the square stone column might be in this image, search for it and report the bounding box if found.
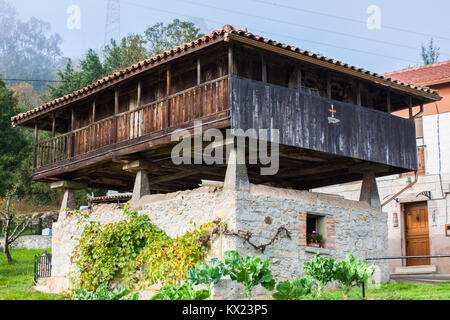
[123,160,151,204]
[51,181,87,220]
[224,143,250,192]
[359,172,381,208]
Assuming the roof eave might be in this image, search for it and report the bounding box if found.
[227,33,441,103]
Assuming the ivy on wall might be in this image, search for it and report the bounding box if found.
[71,205,211,291]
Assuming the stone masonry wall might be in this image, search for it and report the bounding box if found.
[0,235,52,250]
[43,184,388,299]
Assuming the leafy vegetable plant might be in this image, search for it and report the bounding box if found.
[334,254,375,297]
[223,250,275,299]
[303,254,336,297]
[272,277,313,300]
[75,282,139,300]
[187,258,224,290]
[151,282,211,300]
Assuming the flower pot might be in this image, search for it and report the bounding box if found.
[307,243,320,248]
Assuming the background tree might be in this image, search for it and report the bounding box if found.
[145,19,204,56]
[422,38,440,65]
[0,78,31,197]
[0,0,63,91]
[1,192,40,262]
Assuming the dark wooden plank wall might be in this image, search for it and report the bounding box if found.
[231,76,417,171]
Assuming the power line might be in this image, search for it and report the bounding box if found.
[179,0,449,56]
[252,0,450,42]
[2,78,64,83]
[121,0,420,64]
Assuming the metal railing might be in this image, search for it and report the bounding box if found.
[34,251,52,283]
[361,254,450,299]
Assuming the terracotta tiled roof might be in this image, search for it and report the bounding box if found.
[11,25,441,127]
[383,60,450,86]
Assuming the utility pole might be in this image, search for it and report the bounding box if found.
[104,0,121,45]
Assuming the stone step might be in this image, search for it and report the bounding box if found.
[392,265,437,275]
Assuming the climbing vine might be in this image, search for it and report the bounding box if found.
[71,204,211,292]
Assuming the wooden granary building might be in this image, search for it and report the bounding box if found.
[11,25,442,208]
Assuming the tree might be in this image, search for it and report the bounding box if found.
[145,19,204,56]
[0,78,31,196]
[47,50,105,100]
[0,0,63,91]
[103,35,148,74]
[1,192,40,262]
[422,38,440,65]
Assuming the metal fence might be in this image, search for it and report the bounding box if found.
[34,251,52,283]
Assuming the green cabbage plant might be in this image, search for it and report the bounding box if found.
[223,250,275,299]
[187,258,224,291]
[334,254,375,298]
[151,282,211,300]
[303,254,336,297]
[75,282,139,300]
[272,277,313,300]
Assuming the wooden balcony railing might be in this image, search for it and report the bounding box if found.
[34,76,230,170]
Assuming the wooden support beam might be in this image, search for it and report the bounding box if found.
[114,89,119,144]
[166,68,171,128]
[70,107,75,131]
[34,120,39,168]
[92,100,96,123]
[197,58,201,85]
[51,113,56,138]
[50,180,87,190]
[228,45,234,76]
[114,89,119,115]
[137,81,142,108]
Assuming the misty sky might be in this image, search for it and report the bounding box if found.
[10,0,450,74]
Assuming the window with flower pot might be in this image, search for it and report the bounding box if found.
[306,213,327,248]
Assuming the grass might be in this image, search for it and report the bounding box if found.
[1,249,449,300]
[0,248,68,300]
[301,282,450,300]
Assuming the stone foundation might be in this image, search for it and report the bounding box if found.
[41,184,388,298]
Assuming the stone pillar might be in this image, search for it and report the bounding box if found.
[359,172,381,208]
[51,181,87,220]
[224,143,249,192]
[123,160,151,204]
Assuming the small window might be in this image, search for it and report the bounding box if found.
[306,214,326,248]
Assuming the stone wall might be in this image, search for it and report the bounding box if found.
[0,235,52,250]
[42,184,388,298]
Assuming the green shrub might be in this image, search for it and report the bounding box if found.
[223,250,275,299]
[151,282,210,300]
[272,277,313,300]
[303,254,336,297]
[334,254,375,297]
[75,282,139,300]
[71,204,211,291]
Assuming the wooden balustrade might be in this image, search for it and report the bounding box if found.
[34,76,230,169]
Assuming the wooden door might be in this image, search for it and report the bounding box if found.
[404,202,430,266]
